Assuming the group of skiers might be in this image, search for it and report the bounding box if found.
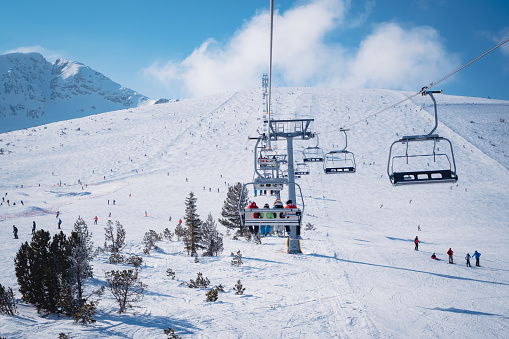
[246,198,300,238]
[415,236,481,267]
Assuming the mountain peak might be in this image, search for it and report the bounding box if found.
[0,52,149,133]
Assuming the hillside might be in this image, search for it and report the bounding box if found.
[0,87,508,338]
[0,52,149,133]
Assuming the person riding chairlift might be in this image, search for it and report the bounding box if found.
[284,199,300,238]
[247,201,259,234]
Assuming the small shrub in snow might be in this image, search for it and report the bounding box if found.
[166,268,176,280]
[126,254,143,268]
[231,250,243,266]
[109,252,125,264]
[0,284,17,315]
[215,284,225,292]
[233,280,245,295]
[194,255,200,263]
[73,300,98,324]
[163,228,174,241]
[143,230,162,255]
[188,272,210,289]
[104,220,126,253]
[304,222,316,231]
[205,287,219,302]
[59,333,72,339]
[105,269,146,314]
[164,327,182,339]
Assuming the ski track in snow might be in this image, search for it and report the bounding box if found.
[0,87,508,338]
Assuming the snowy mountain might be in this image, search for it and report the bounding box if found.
[0,52,149,133]
[0,87,508,338]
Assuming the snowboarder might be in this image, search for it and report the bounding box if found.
[447,248,454,264]
[473,250,481,266]
[465,253,472,267]
[94,216,98,225]
[417,225,421,231]
[13,225,18,239]
[58,218,62,229]
[32,221,36,235]
[414,236,420,250]
[56,211,60,218]
[431,252,439,260]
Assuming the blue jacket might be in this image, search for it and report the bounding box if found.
[473,251,481,259]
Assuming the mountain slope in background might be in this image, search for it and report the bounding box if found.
[0,88,508,338]
[0,52,149,133]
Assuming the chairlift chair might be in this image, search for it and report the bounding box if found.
[295,162,310,176]
[323,129,356,174]
[303,134,324,162]
[387,90,458,185]
[238,181,305,229]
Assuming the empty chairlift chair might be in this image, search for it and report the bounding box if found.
[302,134,324,162]
[323,129,356,174]
[387,90,458,185]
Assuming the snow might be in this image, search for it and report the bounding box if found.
[0,87,508,338]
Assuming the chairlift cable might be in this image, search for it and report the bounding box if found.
[318,36,509,135]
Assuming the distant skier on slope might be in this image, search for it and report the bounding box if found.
[431,252,439,260]
[465,253,472,267]
[447,248,454,264]
[32,221,36,235]
[414,236,420,251]
[473,250,481,266]
[13,225,18,239]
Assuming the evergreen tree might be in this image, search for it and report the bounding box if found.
[183,192,204,256]
[15,230,60,313]
[104,220,126,254]
[202,213,224,256]
[105,269,146,314]
[218,182,248,231]
[68,217,94,312]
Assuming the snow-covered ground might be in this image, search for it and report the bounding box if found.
[0,87,508,338]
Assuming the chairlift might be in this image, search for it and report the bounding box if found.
[303,134,324,162]
[239,181,304,229]
[295,162,310,176]
[387,90,458,185]
[323,129,356,173]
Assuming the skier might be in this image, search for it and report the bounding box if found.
[414,236,420,251]
[465,253,472,267]
[56,211,60,219]
[145,211,148,217]
[13,225,18,239]
[473,250,481,266]
[94,216,98,225]
[447,248,454,264]
[58,218,62,229]
[32,221,36,235]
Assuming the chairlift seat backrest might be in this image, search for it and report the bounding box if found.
[242,208,301,226]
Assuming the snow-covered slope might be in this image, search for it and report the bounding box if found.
[0,88,508,338]
[0,52,149,133]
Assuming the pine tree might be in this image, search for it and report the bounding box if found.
[105,269,146,314]
[218,182,248,231]
[68,217,94,313]
[104,220,126,254]
[202,213,224,256]
[183,192,204,256]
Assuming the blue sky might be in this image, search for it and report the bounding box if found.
[1,0,508,100]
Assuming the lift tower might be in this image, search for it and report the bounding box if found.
[268,119,314,253]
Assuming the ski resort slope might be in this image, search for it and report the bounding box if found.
[0,87,508,338]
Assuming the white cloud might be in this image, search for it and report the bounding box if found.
[143,0,459,98]
[3,46,61,62]
[494,27,509,57]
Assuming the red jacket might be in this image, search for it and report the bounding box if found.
[285,203,297,209]
[447,249,453,256]
[247,202,259,209]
